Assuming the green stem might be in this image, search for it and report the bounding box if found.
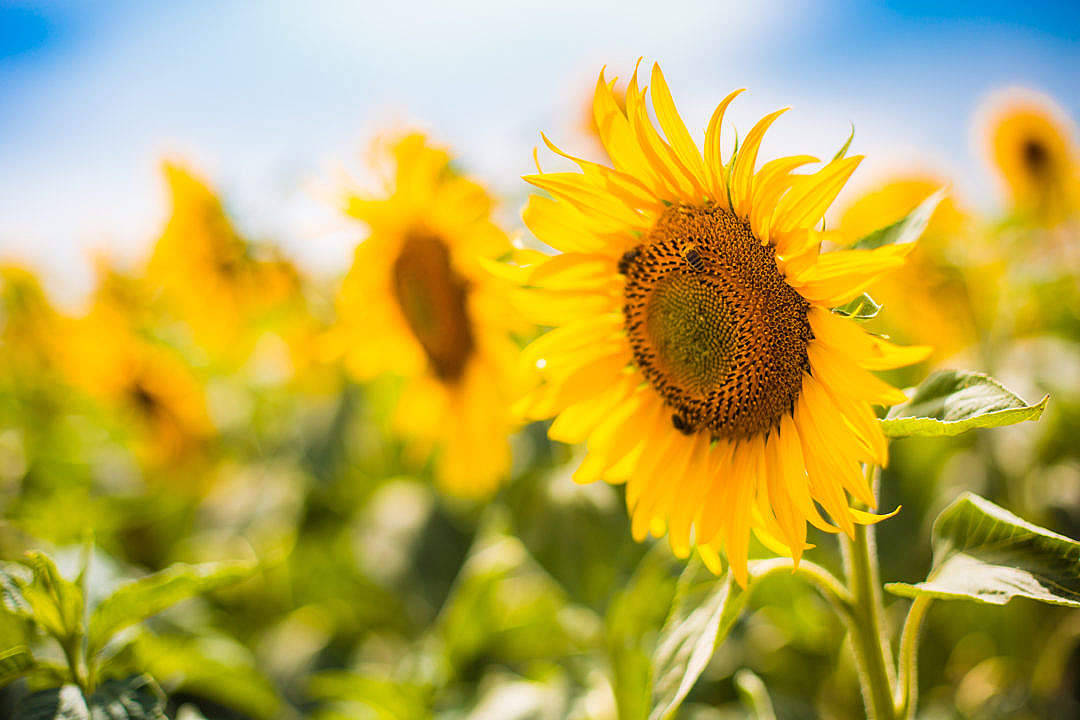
[748,557,854,620]
[59,633,89,695]
[841,465,896,720]
[894,595,931,719]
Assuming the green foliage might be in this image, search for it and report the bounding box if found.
[888,492,1080,607]
[14,676,166,720]
[0,646,34,686]
[12,684,89,720]
[734,669,776,720]
[0,548,257,717]
[308,672,430,720]
[604,546,680,720]
[882,369,1049,438]
[649,558,747,720]
[87,560,255,656]
[18,552,85,645]
[851,189,945,250]
[123,634,282,720]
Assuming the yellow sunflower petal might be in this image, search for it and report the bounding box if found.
[808,306,931,370]
[703,89,745,203]
[770,155,863,235]
[650,63,708,191]
[790,245,911,306]
[730,108,789,218]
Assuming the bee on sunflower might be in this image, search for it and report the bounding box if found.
[516,62,930,586]
[329,133,526,498]
[980,90,1080,225]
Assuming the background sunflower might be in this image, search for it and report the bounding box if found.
[329,133,528,498]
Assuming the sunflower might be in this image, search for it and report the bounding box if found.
[0,263,62,375]
[331,133,524,498]
[60,264,212,469]
[146,162,305,367]
[837,176,979,364]
[517,62,930,586]
[981,91,1079,224]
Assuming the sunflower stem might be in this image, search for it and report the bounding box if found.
[894,595,932,719]
[748,557,854,619]
[841,465,896,720]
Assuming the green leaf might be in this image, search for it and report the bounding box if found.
[87,561,255,656]
[0,564,32,616]
[18,552,84,641]
[87,675,167,720]
[832,293,881,321]
[0,645,34,687]
[605,546,681,720]
[14,685,90,720]
[887,492,1080,607]
[649,558,748,720]
[851,189,945,250]
[881,370,1049,438]
[308,672,430,720]
[125,633,282,720]
[734,669,777,720]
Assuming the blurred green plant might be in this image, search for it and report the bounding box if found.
[0,545,259,718]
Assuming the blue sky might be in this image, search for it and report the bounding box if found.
[2,1,1078,302]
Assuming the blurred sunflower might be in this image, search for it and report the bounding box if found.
[330,133,525,498]
[517,62,929,585]
[146,162,306,368]
[60,264,212,470]
[981,91,1080,225]
[0,264,62,374]
[838,177,981,364]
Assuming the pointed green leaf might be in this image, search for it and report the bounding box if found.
[18,552,84,641]
[881,370,1049,438]
[832,293,881,321]
[87,561,255,657]
[887,492,1080,607]
[0,645,34,688]
[851,189,945,250]
[649,558,748,720]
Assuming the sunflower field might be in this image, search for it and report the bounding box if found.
[2,5,1080,720]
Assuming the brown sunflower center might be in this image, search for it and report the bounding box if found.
[129,380,161,418]
[1022,138,1050,177]
[392,230,474,382]
[622,204,812,439]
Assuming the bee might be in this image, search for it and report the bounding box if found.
[681,245,705,272]
[618,246,643,275]
[670,412,694,435]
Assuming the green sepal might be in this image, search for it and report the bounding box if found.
[832,293,881,320]
[831,123,855,162]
